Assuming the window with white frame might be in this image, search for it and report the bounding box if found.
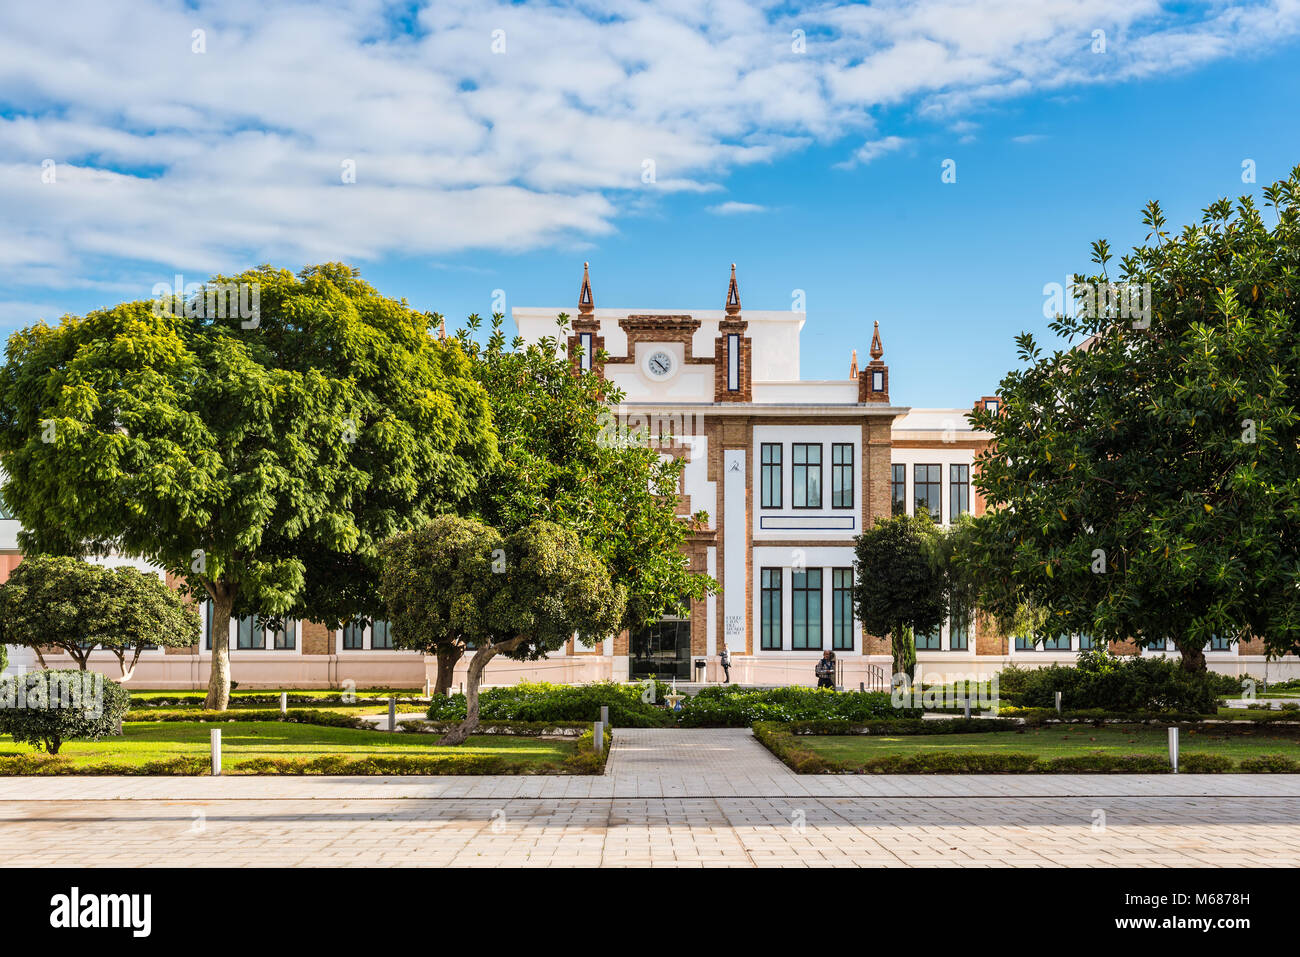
[832,568,854,650]
[831,443,854,509]
[949,464,970,521]
[913,464,941,521]
[791,569,822,650]
[760,443,782,509]
[792,444,822,509]
[760,568,782,651]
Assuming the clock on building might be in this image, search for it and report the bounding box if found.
[643,349,676,380]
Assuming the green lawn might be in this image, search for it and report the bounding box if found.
[0,721,576,769]
[798,725,1300,764]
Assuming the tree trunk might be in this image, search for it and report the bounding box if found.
[434,644,463,696]
[892,623,917,681]
[116,645,144,682]
[1178,641,1207,673]
[204,584,236,711]
[438,636,525,745]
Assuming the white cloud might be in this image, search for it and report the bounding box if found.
[707,201,767,215]
[837,135,911,168]
[0,0,1296,296]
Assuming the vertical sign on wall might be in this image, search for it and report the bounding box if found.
[724,449,746,651]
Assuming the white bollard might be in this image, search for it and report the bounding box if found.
[1168,726,1179,773]
[963,698,971,719]
[388,696,397,732]
[211,729,222,776]
[600,705,609,726]
[279,691,287,715]
[1055,691,1062,715]
[424,677,432,698]
[593,721,604,753]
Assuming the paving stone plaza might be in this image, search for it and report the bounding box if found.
[3,729,1298,868]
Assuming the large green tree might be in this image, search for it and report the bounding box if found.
[0,264,496,708]
[413,312,712,694]
[0,555,199,679]
[853,514,948,680]
[968,168,1300,670]
[379,515,626,744]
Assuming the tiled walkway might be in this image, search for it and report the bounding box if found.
[1,729,1298,866]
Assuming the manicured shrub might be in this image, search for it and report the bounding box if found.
[1004,650,1219,714]
[1237,753,1300,773]
[0,670,131,753]
[426,681,673,727]
[1179,753,1234,773]
[786,717,1022,735]
[125,708,370,729]
[0,644,6,674]
[679,687,912,726]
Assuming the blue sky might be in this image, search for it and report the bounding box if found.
[3,0,1299,407]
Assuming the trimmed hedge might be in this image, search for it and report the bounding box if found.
[1237,753,1300,773]
[784,717,1022,735]
[679,687,913,727]
[426,681,674,727]
[0,723,613,776]
[125,708,371,729]
[998,650,1222,714]
[752,722,1282,774]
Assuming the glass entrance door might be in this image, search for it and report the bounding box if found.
[629,618,691,680]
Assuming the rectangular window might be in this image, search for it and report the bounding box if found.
[1042,635,1071,651]
[949,464,970,522]
[891,464,906,516]
[791,568,822,650]
[761,568,782,651]
[1014,635,1034,651]
[913,464,941,521]
[579,332,592,371]
[372,619,393,650]
[236,615,262,650]
[271,619,296,651]
[872,370,884,392]
[792,444,822,508]
[760,443,782,509]
[831,443,854,509]
[915,625,942,651]
[832,568,854,651]
[1209,634,1232,651]
[727,334,739,391]
[342,620,366,650]
[1079,633,1094,651]
[949,608,969,651]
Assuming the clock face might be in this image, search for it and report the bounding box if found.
[645,350,675,379]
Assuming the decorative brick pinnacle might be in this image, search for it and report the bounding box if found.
[870,320,883,360]
[725,263,741,316]
[578,261,594,316]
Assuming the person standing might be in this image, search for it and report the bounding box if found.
[719,647,732,683]
[815,650,835,689]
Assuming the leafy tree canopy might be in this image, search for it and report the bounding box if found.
[853,513,949,679]
[0,263,497,707]
[452,312,713,631]
[0,555,199,678]
[379,514,626,742]
[968,168,1300,669]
